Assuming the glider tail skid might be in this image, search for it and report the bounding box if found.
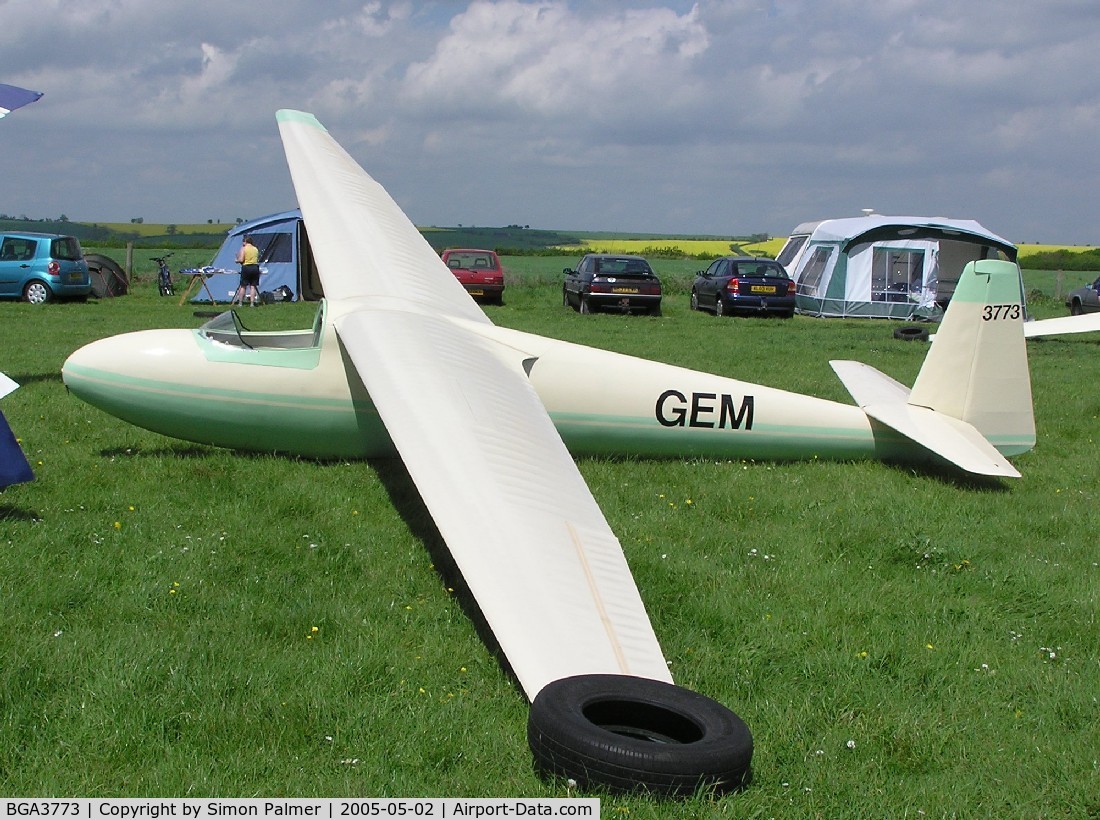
[831,259,1035,478]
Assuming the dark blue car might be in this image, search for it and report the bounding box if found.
[563,254,662,315]
[690,256,795,318]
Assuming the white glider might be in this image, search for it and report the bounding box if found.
[62,110,1039,795]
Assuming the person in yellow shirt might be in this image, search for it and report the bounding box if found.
[232,235,261,306]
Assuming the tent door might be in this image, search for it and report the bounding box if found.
[296,220,324,300]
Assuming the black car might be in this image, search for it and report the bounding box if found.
[690,257,795,318]
[563,254,662,315]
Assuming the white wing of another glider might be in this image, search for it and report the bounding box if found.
[1023,313,1100,338]
[276,110,671,700]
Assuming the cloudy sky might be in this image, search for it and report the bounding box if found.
[2,0,1098,243]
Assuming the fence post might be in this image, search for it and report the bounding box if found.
[126,242,133,278]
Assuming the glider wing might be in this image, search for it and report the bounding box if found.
[335,309,672,699]
[277,110,671,700]
[275,109,487,320]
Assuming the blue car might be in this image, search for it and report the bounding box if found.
[0,231,92,303]
[690,256,796,318]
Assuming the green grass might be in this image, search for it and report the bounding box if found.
[0,257,1097,815]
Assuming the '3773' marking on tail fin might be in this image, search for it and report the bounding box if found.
[983,304,1022,321]
[655,390,755,430]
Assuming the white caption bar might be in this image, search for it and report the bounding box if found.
[1,799,600,820]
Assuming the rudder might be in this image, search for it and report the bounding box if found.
[908,259,1035,456]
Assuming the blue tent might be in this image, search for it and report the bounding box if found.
[196,209,324,303]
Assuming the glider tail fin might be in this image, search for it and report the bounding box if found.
[909,259,1035,456]
[831,259,1034,477]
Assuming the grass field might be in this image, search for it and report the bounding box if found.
[0,255,1096,814]
[95,222,237,237]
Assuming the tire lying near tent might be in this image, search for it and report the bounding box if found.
[527,674,752,796]
[84,253,129,298]
[893,325,930,342]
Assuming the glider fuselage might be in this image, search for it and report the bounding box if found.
[61,303,906,465]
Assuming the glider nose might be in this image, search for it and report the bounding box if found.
[62,328,198,416]
[65,330,171,384]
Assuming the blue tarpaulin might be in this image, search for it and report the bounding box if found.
[0,409,33,488]
[0,83,43,118]
[0,375,32,488]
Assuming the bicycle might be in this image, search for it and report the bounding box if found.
[152,253,174,296]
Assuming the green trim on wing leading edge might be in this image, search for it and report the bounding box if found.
[276,109,325,129]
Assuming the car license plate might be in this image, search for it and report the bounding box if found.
[468,288,484,296]
[612,287,639,294]
[750,285,777,294]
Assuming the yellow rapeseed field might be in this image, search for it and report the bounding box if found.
[561,239,1096,259]
[558,237,788,258]
[1016,243,1097,255]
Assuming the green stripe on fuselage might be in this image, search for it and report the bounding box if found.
[551,410,885,460]
[64,363,392,459]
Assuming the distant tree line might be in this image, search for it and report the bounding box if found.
[1018,248,1100,271]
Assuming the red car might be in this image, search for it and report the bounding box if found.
[441,248,505,305]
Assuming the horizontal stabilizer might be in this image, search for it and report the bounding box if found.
[829,360,910,406]
[831,360,1020,478]
[1023,313,1100,338]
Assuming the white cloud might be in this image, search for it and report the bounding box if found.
[1,0,1099,240]
[402,1,709,125]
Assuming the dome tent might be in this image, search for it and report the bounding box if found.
[776,216,1018,320]
[196,210,324,303]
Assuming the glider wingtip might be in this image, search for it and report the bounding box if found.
[276,109,325,130]
[981,463,1022,479]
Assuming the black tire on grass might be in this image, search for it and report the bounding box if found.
[528,674,752,796]
[893,325,930,342]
